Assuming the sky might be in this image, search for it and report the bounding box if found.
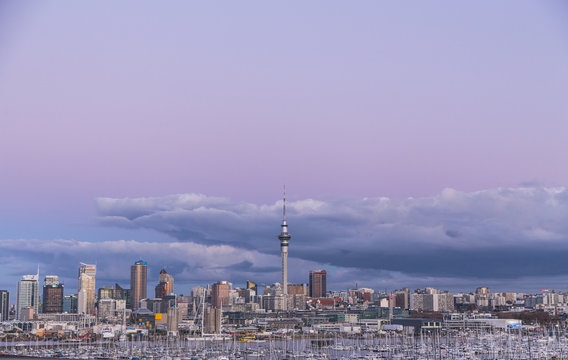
[0,1,567,298]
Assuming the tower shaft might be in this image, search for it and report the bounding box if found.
[281,244,288,295]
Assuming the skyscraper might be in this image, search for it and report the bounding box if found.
[130,260,147,310]
[114,283,131,309]
[63,294,77,313]
[17,274,39,320]
[246,281,257,294]
[155,268,174,298]
[42,275,63,313]
[288,283,308,296]
[309,270,327,298]
[394,288,410,310]
[77,289,88,314]
[277,191,291,295]
[98,286,115,300]
[77,263,96,314]
[211,281,230,309]
[203,304,221,334]
[0,290,9,321]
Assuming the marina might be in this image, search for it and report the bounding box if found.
[1,329,568,359]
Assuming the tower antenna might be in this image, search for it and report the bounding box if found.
[283,185,286,221]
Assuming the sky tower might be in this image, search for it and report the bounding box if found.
[278,189,291,295]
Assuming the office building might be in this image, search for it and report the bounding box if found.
[98,298,126,319]
[246,281,257,294]
[44,275,59,286]
[476,287,490,296]
[17,274,39,320]
[43,276,63,313]
[203,304,221,334]
[394,288,410,310]
[410,288,454,312]
[63,294,77,313]
[77,263,96,314]
[155,269,174,298]
[288,283,308,296]
[262,295,288,311]
[0,290,9,321]
[130,260,147,310]
[309,270,327,298]
[20,306,34,321]
[112,283,131,308]
[167,306,179,334]
[211,281,231,309]
[277,193,291,295]
[98,286,114,300]
[77,289,88,314]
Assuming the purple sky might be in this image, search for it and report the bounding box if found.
[0,1,567,296]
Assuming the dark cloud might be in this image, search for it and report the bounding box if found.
[2,186,566,294]
[96,186,568,284]
[0,238,319,294]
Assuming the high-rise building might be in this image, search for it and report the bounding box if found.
[476,287,490,296]
[44,275,59,286]
[410,288,454,312]
[78,263,96,314]
[113,283,131,309]
[63,294,77,313]
[394,288,410,310]
[309,270,327,298]
[277,191,291,295]
[0,290,9,321]
[77,289,88,314]
[155,269,174,298]
[203,304,221,334]
[246,281,257,294]
[98,298,126,319]
[288,283,308,296]
[130,260,147,310]
[167,306,179,334]
[42,276,63,313]
[98,287,114,300]
[211,281,231,309]
[17,274,39,320]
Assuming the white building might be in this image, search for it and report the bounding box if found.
[77,289,88,314]
[17,274,39,320]
[78,264,96,315]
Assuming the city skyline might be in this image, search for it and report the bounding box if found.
[0,2,567,295]
[4,186,568,295]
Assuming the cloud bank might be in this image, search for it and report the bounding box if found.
[2,186,567,293]
[94,186,568,287]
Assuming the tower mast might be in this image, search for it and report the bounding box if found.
[278,186,291,295]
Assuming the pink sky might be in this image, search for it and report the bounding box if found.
[0,1,567,293]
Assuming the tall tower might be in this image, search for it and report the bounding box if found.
[130,260,147,310]
[278,190,291,295]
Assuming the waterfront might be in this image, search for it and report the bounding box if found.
[1,329,568,359]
